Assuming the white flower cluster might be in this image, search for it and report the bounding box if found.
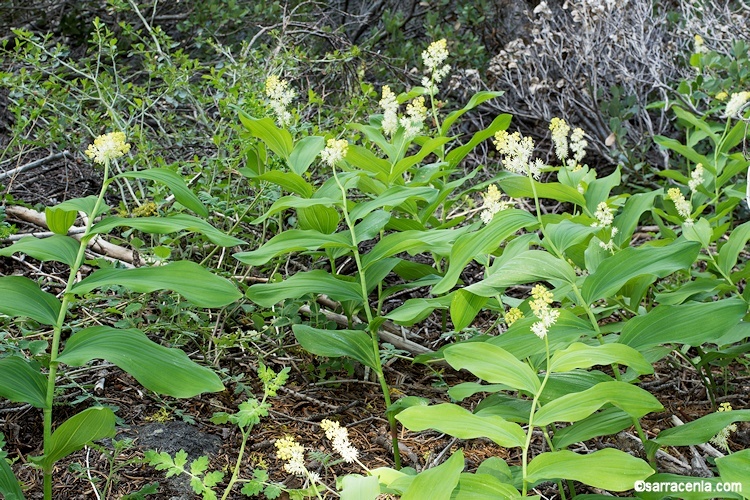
[421,39,451,93]
[529,284,559,339]
[725,91,750,118]
[85,132,131,165]
[688,164,704,193]
[275,436,307,476]
[265,75,296,126]
[378,86,427,140]
[569,127,587,168]
[710,403,737,452]
[320,138,349,167]
[493,130,538,178]
[549,117,570,162]
[668,188,693,226]
[320,419,359,463]
[480,184,514,224]
[592,202,618,252]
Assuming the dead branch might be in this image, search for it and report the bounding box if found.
[0,151,74,181]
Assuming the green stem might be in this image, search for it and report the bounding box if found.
[43,160,111,500]
[221,427,249,500]
[522,335,552,496]
[331,166,401,469]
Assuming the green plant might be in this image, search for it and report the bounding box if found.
[145,363,294,500]
[0,132,243,499]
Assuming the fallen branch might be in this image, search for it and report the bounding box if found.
[4,205,135,266]
[0,151,74,181]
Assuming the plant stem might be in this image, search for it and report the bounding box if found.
[331,166,401,469]
[43,160,111,500]
[522,334,552,496]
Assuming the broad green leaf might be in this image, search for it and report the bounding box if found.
[527,449,654,491]
[581,240,700,303]
[652,409,750,447]
[390,137,451,182]
[584,167,620,214]
[652,277,727,306]
[498,175,587,208]
[453,473,520,500]
[57,326,224,397]
[673,106,720,144]
[445,114,512,168]
[116,169,207,217]
[0,356,48,408]
[349,186,438,221]
[548,343,652,374]
[0,455,24,500]
[71,261,241,308]
[402,450,463,500]
[44,206,77,235]
[253,171,313,197]
[340,475,380,500]
[289,135,325,175]
[234,230,351,266]
[545,220,598,253]
[441,91,505,135]
[718,220,750,277]
[251,195,341,224]
[386,396,430,420]
[619,298,747,349]
[384,296,451,325]
[444,343,540,394]
[355,210,391,243]
[397,404,526,448]
[364,227,466,269]
[54,196,110,219]
[635,474,744,500]
[246,270,362,307]
[31,407,115,470]
[293,325,379,370]
[533,381,662,426]
[682,217,713,248]
[474,393,533,423]
[450,289,487,331]
[716,449,750,496]
[92,214,244,247]
[552,407,634,449]
[654,135,712,169]
[237,111,293,160]
[614,190,662,247]
[465,250,576,296]
[433,209,537,294]
[0,276,62,325]
[0,234,79,267]
[345,144,391,179]
[298,205,340,234]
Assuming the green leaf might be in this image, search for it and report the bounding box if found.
[545,220,598,253]
[441,91,505,135]
[246,270,362,307]
[386,396,430,420]
[71,261,241,308]
[345,144,391,179]
[349,186,438,221]
[581,240,700,303]
[445,343,540,394]
[0,453,25,500]
[44,206,77,235]
[0,234,79,267]
[682,218,713,248]
[552,407,634,449]
[0,276,62,325]
[453,473,520,500]
[433,209,537,294]
[293,325,379,370]
[251,195,341,224]
[450,289,488,331]
[234,230,350,266]
[614,190,662,247]
[465,250,576,297]
[0,356,48,408]
[340,475,381,500]
[31,407,116,470]
[390,137,451,182]
[384,296,451,325]
[652,409,750,447]
[718,220,750,277]
[526,449,654,491]
[289,135,325,175]
[619,298,747,349]
[548,343,653,374]
[252,171,313,197]
[498,175,587,208]
[116,169,207,217]
[397,404,526,448]
[716,449,750,496]
[653,135,711,168]
[446,114,512,168]
[57,326,224,397]
[54,196,108,218]
[298,205,340,234]
[584,167,620,214]
[402,450,464,500]
[533,381,663,426]
[237,111,293,160]
[92,214,244,247]
[364,228,465,269]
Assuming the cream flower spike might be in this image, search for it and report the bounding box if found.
[85,132,131,165]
